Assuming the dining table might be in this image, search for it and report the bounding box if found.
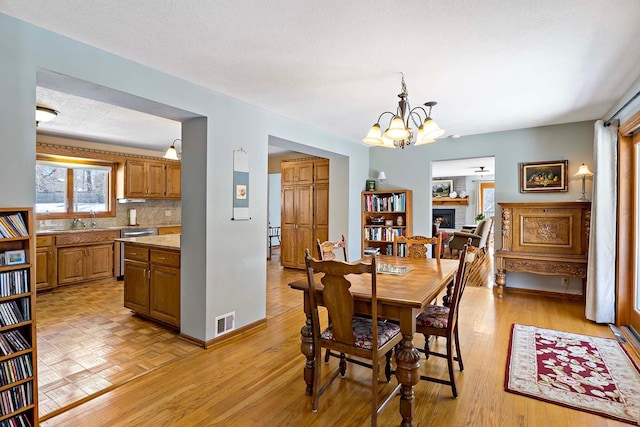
[289,255,459,427]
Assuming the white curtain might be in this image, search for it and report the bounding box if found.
[585,120,618,323]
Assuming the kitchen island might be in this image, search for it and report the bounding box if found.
[115,234,181,328]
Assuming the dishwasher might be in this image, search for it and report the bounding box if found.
[118,227,158,280]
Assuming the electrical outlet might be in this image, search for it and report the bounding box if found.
[165,210,171,217]
[561,277,569,287]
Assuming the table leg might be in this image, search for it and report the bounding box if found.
[395,331,421,426]
[495,270,505,298]
[300,313,315,395]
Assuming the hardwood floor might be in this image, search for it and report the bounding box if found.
[40,250,638,426]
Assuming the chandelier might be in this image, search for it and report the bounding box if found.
[363,74,445,149]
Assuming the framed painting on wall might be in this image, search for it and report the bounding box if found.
[519,160,568,193]
[432,179,453,198]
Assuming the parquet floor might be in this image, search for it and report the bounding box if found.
[36,279,201,419]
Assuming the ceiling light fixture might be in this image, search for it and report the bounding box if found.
[35,106,59,127]
[163,139,181,160]
[363,73,445,149]
[475,166,489,175]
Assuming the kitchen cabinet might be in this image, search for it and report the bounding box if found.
[122,159,179,199]
[157,226,181,235]
[35,235,56,290]
[55,230,118,286]
[123,243,180,327]
[280,157,329,269]
[165,163,181,198]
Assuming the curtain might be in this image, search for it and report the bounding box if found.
[585,120,618,323]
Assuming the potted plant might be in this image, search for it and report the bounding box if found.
[475,213,485,222]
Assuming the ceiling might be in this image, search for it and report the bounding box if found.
[3,1,640,153]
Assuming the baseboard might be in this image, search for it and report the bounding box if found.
[504,286,584,300]
[179,317,268,349]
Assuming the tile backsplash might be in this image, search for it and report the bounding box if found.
[37,199,181,231]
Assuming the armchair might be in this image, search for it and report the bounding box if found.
[448,216,494,255]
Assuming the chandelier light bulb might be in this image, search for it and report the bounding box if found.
[384,116,411,140]
[362,123,385,145]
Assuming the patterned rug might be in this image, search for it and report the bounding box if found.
[505,324,640,424]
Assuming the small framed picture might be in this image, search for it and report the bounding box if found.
[432,179,453,198]
[519,160,568,193]
[5,250,25,265]
[366,179,376,191]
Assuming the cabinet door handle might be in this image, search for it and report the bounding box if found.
[158,257,166,260]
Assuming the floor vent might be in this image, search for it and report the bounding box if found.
[215,311,235,337]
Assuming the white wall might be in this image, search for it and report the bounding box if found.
[0,13,369,341]
[267,174,281,228]
[370,121,594,294]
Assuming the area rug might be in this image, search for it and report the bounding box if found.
[505,324,640,424]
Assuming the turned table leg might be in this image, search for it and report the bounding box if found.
[395,319,421,426]
[495,270,505,298]
[300,307,315,395]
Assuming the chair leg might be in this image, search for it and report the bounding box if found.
[454,324,464,372]
[384,350,393,383]
[324,349,331,364]
[339,353,347,378]
[446,338,458,398]
[423,334,431,359]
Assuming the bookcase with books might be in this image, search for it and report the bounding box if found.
[361,190,413,257]
[0,208,37,427]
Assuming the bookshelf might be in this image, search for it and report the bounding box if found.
[0,208,37,427]
[361,190,413,257]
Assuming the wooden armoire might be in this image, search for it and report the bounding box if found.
[280,157,329,268]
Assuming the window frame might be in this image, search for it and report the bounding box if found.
[36,155,117,219]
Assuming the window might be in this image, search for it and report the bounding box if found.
[36,158,115,218]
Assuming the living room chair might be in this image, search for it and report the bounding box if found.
[415,244,480,398]
[394,234,442,265]
[304,249,402,426]
[447,216,494,255]
[316,235,347,262]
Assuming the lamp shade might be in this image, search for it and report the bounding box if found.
[362,124,384,145]
[384,116,411,140]
[573,164,593,177]
[377,171,387,180]
[163,146,179,160]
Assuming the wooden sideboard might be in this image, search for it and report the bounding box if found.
[494,201,590,298]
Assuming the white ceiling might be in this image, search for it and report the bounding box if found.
[3,1,640,152]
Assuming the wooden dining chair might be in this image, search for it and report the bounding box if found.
[394,234,442,265]
[316,234,347,261]
[304,249,402,427]
[415,244,480,398]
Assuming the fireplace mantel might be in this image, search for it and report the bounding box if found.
[433,198,469,205]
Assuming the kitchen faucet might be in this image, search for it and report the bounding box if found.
[72,218,79,228]
[90,210,97,228]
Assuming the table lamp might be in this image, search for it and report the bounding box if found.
[377,171,387,188]
[573,164,594,201]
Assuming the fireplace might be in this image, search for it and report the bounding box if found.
[433,209,455,229]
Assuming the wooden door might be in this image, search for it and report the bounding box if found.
[165,163,181,198]
[126,160,147,198]
[296,163,314,184]
[314,160,330,183]
[146,162,166,198]
[57,246,86,285]
[294,185,314,267]
[35,248,49,290]
[124,259,149,314]
[150,265,180,327]
[281,163,297,185]
[281,186,297,267]
[86,243,114,280]
[314,183,329,248]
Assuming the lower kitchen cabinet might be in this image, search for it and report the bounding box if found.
[35,235,57,290]
[123,243,180,328]
[58,243,114,285]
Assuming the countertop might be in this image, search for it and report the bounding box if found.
[36,224,181,235]
[115,234,181,250]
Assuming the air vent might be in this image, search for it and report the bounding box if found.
[215,311,235,337]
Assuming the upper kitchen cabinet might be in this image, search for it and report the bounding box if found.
[118,159,181,199]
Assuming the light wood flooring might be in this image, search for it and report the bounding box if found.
[39,248,639,426]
